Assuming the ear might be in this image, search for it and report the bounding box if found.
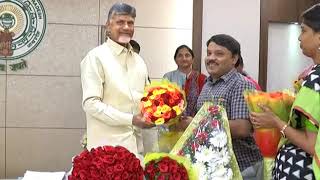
[105,21,110,32]
[317,32,320,47]
[232,54,239,65]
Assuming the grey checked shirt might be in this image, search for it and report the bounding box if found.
[197,68,262,171]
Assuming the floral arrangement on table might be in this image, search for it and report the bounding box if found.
[141,79,186,152]
[170,102,242,180]
[144,153,197,180]
[68,145,144,180]
[140,79,186,126]
[243,90,295,180]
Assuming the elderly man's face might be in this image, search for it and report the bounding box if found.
[106,14,135,46]
[205,42,237,79]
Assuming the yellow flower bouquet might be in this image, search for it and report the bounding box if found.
[141,79,186,152]
[140,79,186,126]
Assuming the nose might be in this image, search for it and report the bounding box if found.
[298,34,301,42]
[206,54,216,61]
[123,23,129,29]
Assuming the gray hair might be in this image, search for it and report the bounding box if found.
[107,3,136,21]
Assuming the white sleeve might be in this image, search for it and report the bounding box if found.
[81,53,133,126]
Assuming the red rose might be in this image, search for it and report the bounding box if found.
[163,111,172,119]
[145,163,156,174]
[172,173,181,180]
[103,146,116,155]
[178,165,188,179]
[158,161,169,173]
[169,161,178,173]
[127,158,141,172]
[122,171,130,179]
[132,159,141,170]
[90,169,100,179]
[114,174,122,180]
[157,174,166,180]
[113,151,126,160]
[211,119,220,128]
[191,143,199,151]
[114,164,125,172]
[105,166,114,175]
[103,154,115,165]
[197,132,208,143]
[208,105,219,115]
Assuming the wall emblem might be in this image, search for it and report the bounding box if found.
[0,0,46,71]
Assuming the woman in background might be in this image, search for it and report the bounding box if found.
[163,45,206,116]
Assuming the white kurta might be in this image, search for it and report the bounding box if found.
[80,39,149,155]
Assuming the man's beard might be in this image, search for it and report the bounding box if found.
[118,35,131,44]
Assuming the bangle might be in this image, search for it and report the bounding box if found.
[280,124,288,138]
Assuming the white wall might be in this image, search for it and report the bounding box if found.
[133,0,193,80]
[267,23,313,91]
[202,0,260,81]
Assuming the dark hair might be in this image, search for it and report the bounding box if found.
[107,3,136,20]
[174,45,194,60]
[206,34,241,57]
[301,3,320,32]
[130,39,140,53]
[235,54,244,68]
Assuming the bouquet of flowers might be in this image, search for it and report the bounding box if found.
[170,103,242,180]
[68,145,144,180]
[144,153,196,180]
[141,79,186,152]
[140,79,186,126]
[243,90,295,180]
[243,90,295,157]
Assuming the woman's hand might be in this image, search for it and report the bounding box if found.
[249,104,282,129]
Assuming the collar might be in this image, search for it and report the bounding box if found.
[207,68,237,83]
[105,38,134,56]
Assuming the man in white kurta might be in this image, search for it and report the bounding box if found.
[80,3,152,156]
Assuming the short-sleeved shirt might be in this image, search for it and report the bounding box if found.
[197,68,262,171]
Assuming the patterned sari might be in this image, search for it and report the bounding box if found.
[183,71,206,117]
[273,64,320,180]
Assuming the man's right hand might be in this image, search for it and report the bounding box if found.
[132,114,155,129]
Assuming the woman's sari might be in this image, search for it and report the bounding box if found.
[273,64,320,180]
[184,71,206,116]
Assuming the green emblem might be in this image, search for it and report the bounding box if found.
[0,0,46,71]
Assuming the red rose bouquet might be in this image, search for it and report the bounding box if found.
[68,145,144,180]
[144,153,196,180]
[140,80,186,126]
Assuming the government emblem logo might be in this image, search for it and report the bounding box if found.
[0,0,46,71]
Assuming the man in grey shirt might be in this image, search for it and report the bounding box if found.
[179,34,262,180]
